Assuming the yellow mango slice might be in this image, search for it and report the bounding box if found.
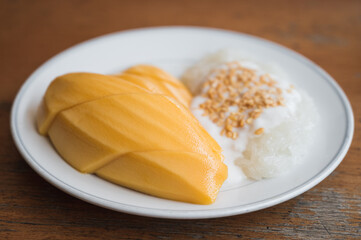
[124,65,192,105]
[48,93,222,173]
[114,73,190,106]
[124,65,182,86]
[96,151,227,204]
[40,66,228,204]
[114,73,192,107]
[163,82,192,107]
[37,72,146,135]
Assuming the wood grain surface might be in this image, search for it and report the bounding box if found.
[1,0,360,239]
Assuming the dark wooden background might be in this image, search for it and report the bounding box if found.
[1,0,360,239]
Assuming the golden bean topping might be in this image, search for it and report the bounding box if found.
[254,128,265,135]
[198,61,287,139]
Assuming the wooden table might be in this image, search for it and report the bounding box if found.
[1,0,360,239]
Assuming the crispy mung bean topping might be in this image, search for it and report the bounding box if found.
[254,128,265,135]
[198,61,286,139]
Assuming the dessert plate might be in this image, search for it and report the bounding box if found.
[11,27,354,219]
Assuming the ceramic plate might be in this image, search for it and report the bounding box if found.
[11,27,354,219]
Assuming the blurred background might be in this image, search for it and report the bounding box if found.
[0,0,360,239]
[1,0,360,100]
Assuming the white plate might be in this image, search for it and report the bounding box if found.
[11,27,354,219]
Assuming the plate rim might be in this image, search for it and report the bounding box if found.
[10,26,354,219]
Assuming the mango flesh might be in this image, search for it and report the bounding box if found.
[37,68,192,135]
[37,73,146,135]
[122,65,192,105]
[124,65,184,87]
[97,151,227,204]
[39,65,227,204]
[114,73,191,107]
[49,94,222,173]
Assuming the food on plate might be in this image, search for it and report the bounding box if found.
[37,65,227,205]
[182,50,319,181]
[36,72,145,135]
[37,65,191,135]
[115,65,192,107]
[37,48,319,204]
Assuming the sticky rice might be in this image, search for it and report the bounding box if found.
[182,49,319,181]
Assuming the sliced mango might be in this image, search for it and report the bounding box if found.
[37,72,146,135]
[48,93,222,173]
[123,65,192,105]
[39,65,227,204]
[114,73,190,106]
[96,151,227,204]
[124,65,182,86]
